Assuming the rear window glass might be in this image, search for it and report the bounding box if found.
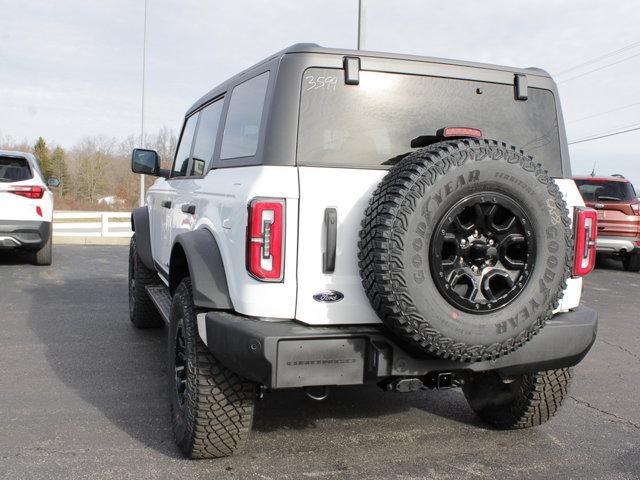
[297,68,562,176]
[575,179,636,202]
[0,156,32,182]
[220,72,270,160]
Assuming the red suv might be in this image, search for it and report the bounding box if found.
[574,175,640,271]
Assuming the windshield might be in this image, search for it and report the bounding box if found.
[297,68,563,176]
[0,156,32,182]
[575,179,636,202]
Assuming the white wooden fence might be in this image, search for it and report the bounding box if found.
[53,211,133,238]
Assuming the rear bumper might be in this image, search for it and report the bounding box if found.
[596,236,640,254]
[205,306,598,389]
[0,220,50,250]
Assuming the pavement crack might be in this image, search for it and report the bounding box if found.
[569,395,640,430]
[598,339,640,363]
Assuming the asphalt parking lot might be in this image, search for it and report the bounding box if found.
[1,246,639,480]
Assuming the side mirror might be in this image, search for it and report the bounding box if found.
[132,148,161,176]
[47,177,60,187]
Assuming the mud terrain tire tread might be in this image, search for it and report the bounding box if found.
[129,235,164,328]
[463,368,572,429]
[170,278,255,459]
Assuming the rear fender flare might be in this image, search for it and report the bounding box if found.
[171,228,233,310]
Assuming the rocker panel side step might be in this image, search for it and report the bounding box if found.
[146,285,172,324]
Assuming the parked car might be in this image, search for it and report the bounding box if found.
[128,44,598,459]
[0,150,58,265]
[574,175,640,271]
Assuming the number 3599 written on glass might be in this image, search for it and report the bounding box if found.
[305,75,338,91]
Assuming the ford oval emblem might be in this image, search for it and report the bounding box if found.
[313,290,344,303]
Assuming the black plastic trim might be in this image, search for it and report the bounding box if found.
[130,207,154,270]
[323,208,337,273]
[0,220,50,250]
[172,228,232,310]
[205,306,597,389]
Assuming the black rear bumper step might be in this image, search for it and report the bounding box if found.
[205,306,597,389]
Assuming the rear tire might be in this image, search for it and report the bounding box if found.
[129,235,163,328]
[34,229,52,266]
[169,278,255,459]
[622,252,640,272]
[463,368,572,429]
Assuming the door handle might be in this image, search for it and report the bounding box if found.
[161,200,172,209]
[323,208,337,273]
[181,204,196,215]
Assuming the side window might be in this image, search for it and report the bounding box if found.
[190,98,224,176]
[220,72,269,160]
[171,113,199,177]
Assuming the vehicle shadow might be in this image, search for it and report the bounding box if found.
[26,274,489,456]
[253,384,483,433]
[25,275,183,458]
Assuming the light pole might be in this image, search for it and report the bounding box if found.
[357,0,366,50]
[139,0,149,207]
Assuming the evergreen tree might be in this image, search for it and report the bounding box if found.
[50,146,69,197]
[33,137,52,178]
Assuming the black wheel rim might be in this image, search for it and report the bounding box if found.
[430,192,536,314]
[174,322,187,406]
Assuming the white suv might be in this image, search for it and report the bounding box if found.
[128,44,598,459]
[0,150,57,265]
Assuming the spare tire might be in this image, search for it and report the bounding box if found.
[358,139,573,362]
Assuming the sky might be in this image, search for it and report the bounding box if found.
[1,0,639,187]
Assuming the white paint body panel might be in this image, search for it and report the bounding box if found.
[147,166,299,319]
[296,167,385,325]
[554,178,585,312]
[148,165,585,327]
[0,153,53,224]
[295,170,585,326]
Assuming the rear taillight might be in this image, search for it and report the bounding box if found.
[631,203,639,215]
[573,207,597,277]
[8,185,44,199]
[247,198,284,281]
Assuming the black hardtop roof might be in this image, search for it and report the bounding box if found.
[186,43,551,116]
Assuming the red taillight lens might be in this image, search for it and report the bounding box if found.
[573,207,597,277]
[441,127,482,138]
[8,185,44,199]
[247,199,284,281]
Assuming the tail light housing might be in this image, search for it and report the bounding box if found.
[247,198,285,281]
[631,202,639,215]
[573,207,597,277]
[8,185,45,199]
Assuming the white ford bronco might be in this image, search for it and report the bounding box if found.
[129,44,598,459]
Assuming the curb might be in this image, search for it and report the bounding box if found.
[54,236,131,246]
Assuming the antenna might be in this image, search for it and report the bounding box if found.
[590,160,596,177]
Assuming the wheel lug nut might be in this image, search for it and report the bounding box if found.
[473,230,480,238]
[488,239,495,246]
